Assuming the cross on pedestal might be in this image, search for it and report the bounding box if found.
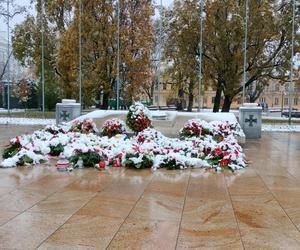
[245,114,257,127]
[60,110,70,122]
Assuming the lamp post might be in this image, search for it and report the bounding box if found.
[41,0,45,117]
[78,0,82,113]
[197,0,203,112]
[116,0,120,110]
[6,0,10,115]
[157,0,163,110]
[242,0,249,104]
[288,0,296,125]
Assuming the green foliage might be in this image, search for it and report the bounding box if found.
[70,151,104,167]
[160,158,184,170]
[124,153,153,169]
[49,143,64,156]
[16,155,34,166]
[2,142,21,159]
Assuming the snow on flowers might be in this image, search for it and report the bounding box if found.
[126,102,152,133]
[0,106,247,171]
[101,118,127,138]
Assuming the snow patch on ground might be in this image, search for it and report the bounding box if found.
[0,117,55,126]
[76,110,239,123]
[262,125,300,132]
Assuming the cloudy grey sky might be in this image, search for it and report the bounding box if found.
[0,0,174,40]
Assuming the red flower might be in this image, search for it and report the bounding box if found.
[99,161,106,168]
[214,148,223,156]
[220,159,230,167]
[223,151,230,156]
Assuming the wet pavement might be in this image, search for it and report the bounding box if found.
[0,126,299,249]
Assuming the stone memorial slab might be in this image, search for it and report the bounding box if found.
[56,99,81,125]
[239,103,262,139]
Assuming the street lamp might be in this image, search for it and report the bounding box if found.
[157,0,163,110]
[288,0,296,125]
[78,0,82,113]
[116,0,121,110]
[6,0,10,115]
[41,0,45,117]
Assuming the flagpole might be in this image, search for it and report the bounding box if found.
[242,0,249,104]
[197,0,203,112]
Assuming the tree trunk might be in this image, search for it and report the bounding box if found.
[213,83,222,112]
[101,92,109,110]
[176,88,184,111]
[187,93,193,112]
[187,81,194,112]
[222,95,232,112]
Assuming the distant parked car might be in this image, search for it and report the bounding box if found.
[282,110,300,118]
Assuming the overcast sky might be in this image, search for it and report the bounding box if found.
[0,0,174,40]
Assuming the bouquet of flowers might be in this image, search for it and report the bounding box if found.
[2,136,24,159]
[205,138,246,171]
[126,102,152,133]
[101,118,127,138]
[179,119,212,139]
[69,119,98,134]
[136,128,163,143]
[211,121,245,139]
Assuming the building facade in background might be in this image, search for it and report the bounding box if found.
[152,80,300,111]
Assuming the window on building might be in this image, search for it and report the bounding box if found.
[294,98,298,106]
[285,84,289,91]
[284,98,288,105]
[274,97,279,105]
[260,97,266,103]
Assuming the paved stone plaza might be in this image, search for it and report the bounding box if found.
[0,125,299,249]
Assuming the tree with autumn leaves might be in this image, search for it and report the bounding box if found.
[12,0,154,109]
[165,0,299,112]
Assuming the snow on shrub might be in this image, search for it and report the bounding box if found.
[179,119,213,139]
[126,102,151,133]
[101,118,127,138]
[69,119,98,134]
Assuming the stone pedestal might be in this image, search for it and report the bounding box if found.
[56,99,81,125]
[239,103,262,139]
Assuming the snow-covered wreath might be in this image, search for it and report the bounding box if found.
[0,102,247,171]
